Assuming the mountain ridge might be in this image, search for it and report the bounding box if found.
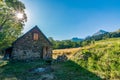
[71,37,83,42]
[92,30,108,36]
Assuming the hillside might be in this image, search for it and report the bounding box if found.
[85,29,120,41]
[53,38,120,79]
[0,38,120,80]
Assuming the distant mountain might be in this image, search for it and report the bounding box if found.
[93,30,108,36]
[85,29,120,41]
[71,37,83,42]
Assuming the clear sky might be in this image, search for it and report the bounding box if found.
[20,0,120,40]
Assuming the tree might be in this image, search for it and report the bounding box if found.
[0,0,27,50]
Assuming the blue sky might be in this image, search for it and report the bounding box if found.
[20,0,120,40]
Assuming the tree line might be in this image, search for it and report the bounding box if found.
[48,37,94,49]
[49,29,120,49]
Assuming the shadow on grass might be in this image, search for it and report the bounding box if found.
[0,59,48,80]
[0,59,102,80]
[53,60,102,80]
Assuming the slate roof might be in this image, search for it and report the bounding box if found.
[12,25,52,46]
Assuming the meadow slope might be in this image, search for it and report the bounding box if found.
[53,38,120,79]
[0,38,120,80]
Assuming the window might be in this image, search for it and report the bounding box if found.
[33,33,38,40]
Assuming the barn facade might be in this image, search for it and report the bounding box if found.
[11,26,52,60]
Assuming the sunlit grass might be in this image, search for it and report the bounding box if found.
[52,38,120,79]
[0,38,120,80]
[53,47,81,59]
[72,38,120,79]
[0,60,8,67]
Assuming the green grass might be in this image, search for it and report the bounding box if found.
[0,59,47,80]
[73,38,120,80]
[0,59,102,80]
[52,60,101,80]
[0,38,120,80]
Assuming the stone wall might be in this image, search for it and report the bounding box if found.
[11,27,52,60]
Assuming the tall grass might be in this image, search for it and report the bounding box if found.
[72,38,120,79]
[53,38,120,79]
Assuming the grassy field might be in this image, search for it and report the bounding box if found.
[0,38,120,80]
[53,38,120,80]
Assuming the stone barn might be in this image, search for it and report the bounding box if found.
[11,26,52,60]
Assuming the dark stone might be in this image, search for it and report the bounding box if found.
[56,54,68,62]
[11,26,52,60]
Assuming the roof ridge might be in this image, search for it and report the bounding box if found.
[12,25,52,46]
